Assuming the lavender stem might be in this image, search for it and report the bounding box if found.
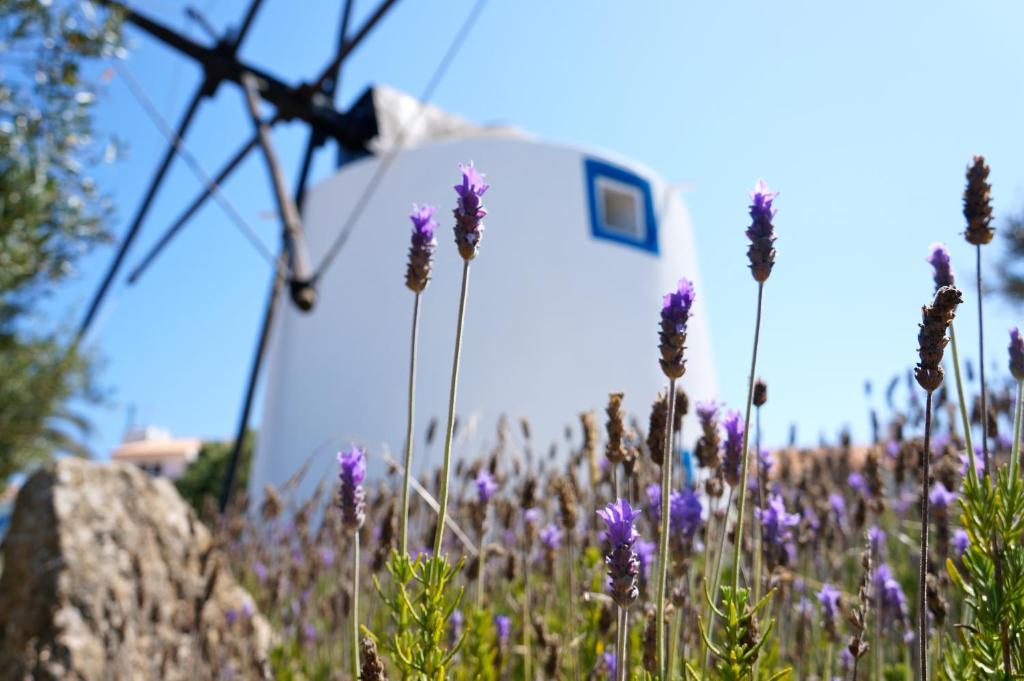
[433,260,471,556]
[732,281,765,593]
[1012,379,1023,481]
[977,245,991,480]
[399,292,422,556]
[949,325,978,485]
[351,530,361,681]
[655,378,677,677]
[918,390,933,681]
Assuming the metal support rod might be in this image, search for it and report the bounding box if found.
[77,86,205,338]
[219,250,287,512]
[240,71,316,311]
[126,132,262,285]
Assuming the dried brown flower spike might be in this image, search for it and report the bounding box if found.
[605,392,628,466]
[360,636,389,681]
[914,286,963,392]
[964,155,994,245]
[753,378,767,407]
[647,392,669,466]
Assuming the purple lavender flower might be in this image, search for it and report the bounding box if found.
[453,162,489,260]
[756,493,800,548]
[475,469,499,504]
[828,492,847,526]
[670,487,703,543]
[645,483,662,522]
[953,528,969,557]
[839,648,855,673]
[524,507,543,527]
[928,482,957,510]
[602,651,617,679]
[1010,328,1024,381]
[872,522,888,561]
[722,409,744,487]
[746,179,778,282]
[961,448,985,479]
[336,446,367,532]
[539,523,564,552]
[405,203,438,292]
[873,563,909,624]
[494,614,511,645]
[597,498,642,608]
[599,498,641,548]
[847,472,868,496]
[659,277,696,379]
[817,582,842,621]
[449,608,464,646]
[696,400,719,427]
[225,609,239,625]
[926,242,955,290]
[636,539,657,579]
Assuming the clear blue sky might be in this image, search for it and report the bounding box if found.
[56,0,1024,458]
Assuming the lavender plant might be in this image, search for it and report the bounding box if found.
[435,162,489,556]
[598,499,642,681]
[338,446,368,680]
[196,163,1024,681]
[928,243,978,483]
[655,276,695,678]
[945,326,1024,678]
[400,203,438,556]
[913,285,963,679]
[964,156,995,477]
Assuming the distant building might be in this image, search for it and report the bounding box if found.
[111,426,201,480]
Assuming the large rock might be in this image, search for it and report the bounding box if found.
[0,459,273,680]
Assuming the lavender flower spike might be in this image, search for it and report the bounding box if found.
[926,242,955,290]
[659,277,696,379]
[1010,327,1024,381]
[405,203,438,292]
[722,409,744,487]
[695,400,721,469]
[453,161,490,260]
[337,446,367,533]
[597,498,642,609]
[474,469,499,504]
[817,583,842,620]
[746,179,779,282]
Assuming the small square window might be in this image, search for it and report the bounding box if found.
[597,178,643,240]
[584,158,658,254]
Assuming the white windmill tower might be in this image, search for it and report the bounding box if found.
[248,87,717,499]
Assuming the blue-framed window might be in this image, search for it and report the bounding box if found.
[584,158,658,255]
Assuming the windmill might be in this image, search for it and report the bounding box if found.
[81,1,718,512]
[76,0,443,510]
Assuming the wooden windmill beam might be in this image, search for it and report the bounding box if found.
[77,0,268,338]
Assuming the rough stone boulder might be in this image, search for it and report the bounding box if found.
[0,458,273,680]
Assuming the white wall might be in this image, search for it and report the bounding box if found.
[249,135,717,500]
